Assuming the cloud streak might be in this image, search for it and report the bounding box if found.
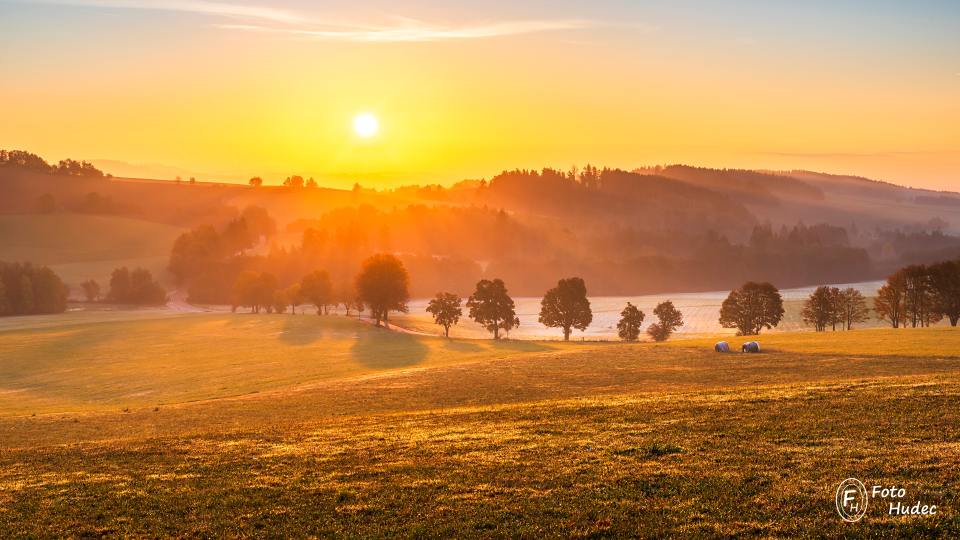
[19,0,598,42]
[25,0,307,25]
[218,19,596,42]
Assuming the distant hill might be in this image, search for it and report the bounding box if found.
[0,214,184,291]
[3,150,960,296]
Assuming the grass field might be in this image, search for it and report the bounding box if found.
[1,312,958,536]
[0,214,183,289]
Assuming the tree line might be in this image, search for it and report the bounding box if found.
[0,262,69,316]
[874,260,960,328]
[0,150,105,177]
[230,255,690,342]
[801,286,870,332]
[798,259,960,331]
[78,267,167,305]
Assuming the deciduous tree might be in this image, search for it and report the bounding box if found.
[538,277,592,341]
[801,286,836,332]
[81,279,101,302]
[929,260,960,326]
[617,302,644,341]
[426,292,462,337]
[354,254,410,327]
[836,287,870,330]
[719,282,784,336]
[875,271,908,328]
[301,270,334,315]
[467,279,519,339]
[647,300,683,342]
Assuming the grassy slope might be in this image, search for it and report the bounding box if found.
[0,313,556,416]
[0,214,183,288]
[0,314,958,537]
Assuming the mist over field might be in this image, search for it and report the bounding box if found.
[2,0,959,536]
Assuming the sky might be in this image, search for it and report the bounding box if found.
[1,0,958,189]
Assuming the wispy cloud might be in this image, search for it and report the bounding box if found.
[25,0,307,25]
[19,0,600,42]
[218,19,596,43]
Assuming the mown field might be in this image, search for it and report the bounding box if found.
[0,214,183,290]
[1,312,958,537]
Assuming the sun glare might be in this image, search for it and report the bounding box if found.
[353,113,379,138]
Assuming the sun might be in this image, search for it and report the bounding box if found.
[353,113,379,138]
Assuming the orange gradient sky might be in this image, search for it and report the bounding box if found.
[1,0,958,189]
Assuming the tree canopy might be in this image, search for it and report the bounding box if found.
[467,278,519,339]
[107,267,166,305]
[538,277,592,341]
[426,292,463,337]
[354,254,409,327]
[719,282,784,336]
[0,262,68,316]
[617,302,645,341]
[300,270,334,315]
[647,300,683,342]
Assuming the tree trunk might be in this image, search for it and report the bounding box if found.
[494,326,500,340]
[444,325,450,338]
[951,315,959,327]
[563,327,571,341]
[383,310,389,329]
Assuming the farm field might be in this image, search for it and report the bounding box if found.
[0,214,183,290]
[1,312,958,536]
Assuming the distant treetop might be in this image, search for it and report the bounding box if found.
[0,149,105,178]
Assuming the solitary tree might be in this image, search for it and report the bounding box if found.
[929,260,960,326]
[80,279,101,302]
[426,292,462,337]
[617,302,645,341]
[466,278,519,339]
[719,282,784,336]
[875,271,908,328]
[538,277,593,341]
[249,176,263,187]
[647,300,683,342]
[801,286,836,332]
[300,270,334,315]
[354,254,410,327]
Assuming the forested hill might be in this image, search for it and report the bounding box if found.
[3,149,960,296]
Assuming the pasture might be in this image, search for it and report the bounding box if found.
[1,312,958,537]
[0,214,183,290]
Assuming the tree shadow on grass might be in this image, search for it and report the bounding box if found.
[278,315,325,346]
[443,339,485,353]
[488,339,556,353]
[350,327,429,369]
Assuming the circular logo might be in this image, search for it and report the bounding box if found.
[836,478,869,522]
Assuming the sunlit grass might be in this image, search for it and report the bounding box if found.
[0,314,958,536]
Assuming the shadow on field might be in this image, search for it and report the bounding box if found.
[489,339,555,353]
[350,328,429,369]
[279,316,325,345]
[443,340,484,353]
